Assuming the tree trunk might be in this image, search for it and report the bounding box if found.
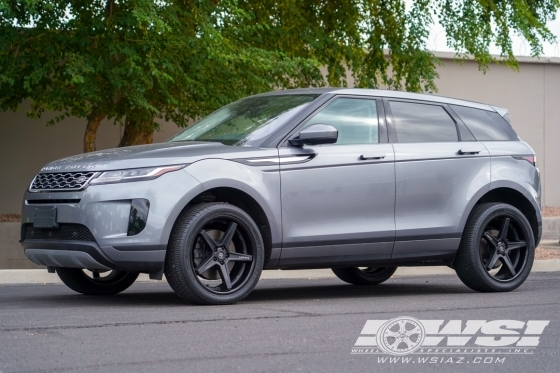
[83,112,106,153]
[118,117,155,147]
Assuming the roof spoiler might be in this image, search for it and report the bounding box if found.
[491,105,511,125]
[491,106,508,117]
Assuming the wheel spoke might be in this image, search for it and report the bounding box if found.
[389,337,402,349]
[483,233,498,247]
[398,320,407,333]
[385,331,401,337]
[195,256,217,275]
[406,327,421,336]
[402,336,414,347]
[218,263,232,290]
[92,271,100,279]
[220,222,238,248]
[485,249,500,270]
[227,252,253,262]
[199,230,218,250]
[507,241,526,251]
[499,217,510,242]
[502,254,517,276]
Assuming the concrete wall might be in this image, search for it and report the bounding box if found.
[0,223,41,269]
[432,53,560,207]
[1,52,559,214]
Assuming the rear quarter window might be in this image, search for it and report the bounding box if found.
[450,105,518,141]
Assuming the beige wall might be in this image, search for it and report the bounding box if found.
[433,55,560,207]
[1,54,559,214]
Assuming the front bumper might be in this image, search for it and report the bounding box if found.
[21,169,203,272]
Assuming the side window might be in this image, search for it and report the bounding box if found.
[389,101,458,143]
[450,105,517,141]
[304,98,379,144]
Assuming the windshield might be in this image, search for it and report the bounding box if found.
[168,94,319,146]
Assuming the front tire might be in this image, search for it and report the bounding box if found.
[454,203,535,292]
[56,268,139,295]
[331,267,397,285]
[165,203,264,305]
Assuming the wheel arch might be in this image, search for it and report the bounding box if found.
[461,183,541,247]
[184,187,275,266]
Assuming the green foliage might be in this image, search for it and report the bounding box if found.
[0,0,558,145]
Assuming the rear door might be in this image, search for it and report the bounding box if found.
[385,99,491,261]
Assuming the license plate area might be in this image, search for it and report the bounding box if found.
[33,207,59,229]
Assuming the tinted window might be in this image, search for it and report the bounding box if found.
[304,98,379,144]
[390,101,458,142]
[450,105,517,141]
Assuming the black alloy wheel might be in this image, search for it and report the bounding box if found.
[165,203,264,305]
[192,218,256,294]
[455,203,535,292]
[56,268,139,295]
[479,215,529,282]
[331,266,397,285]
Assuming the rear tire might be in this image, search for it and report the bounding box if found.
[454,203,535,292]
[331,267,397,285]
[56,268,139,295]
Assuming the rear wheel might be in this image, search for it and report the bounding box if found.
[56,268,139,295]
[331,267,397,285]
[165,203,264,305]
[455,203,535,292]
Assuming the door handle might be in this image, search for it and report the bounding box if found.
[458,149,480,155]
[360,153,386,160]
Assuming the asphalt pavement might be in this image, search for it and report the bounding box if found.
[0,272,559,373]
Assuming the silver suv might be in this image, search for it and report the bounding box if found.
[21,88,542,305]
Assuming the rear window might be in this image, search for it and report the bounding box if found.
[450,105,518,141]
[390,101,458,143]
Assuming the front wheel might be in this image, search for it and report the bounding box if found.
[331,267,397,285]
[454,203,535,292]
[165,203,264,305]
[56,268,139,295]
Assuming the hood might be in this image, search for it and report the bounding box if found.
[39,141,270,172]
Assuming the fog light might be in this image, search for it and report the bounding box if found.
[128,199,150,236]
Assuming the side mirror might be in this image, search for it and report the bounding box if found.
[289,124,338,146]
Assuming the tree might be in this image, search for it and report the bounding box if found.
[1,1,558,152]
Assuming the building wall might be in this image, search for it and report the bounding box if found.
[1,54,559,214]
[433,55,560,207]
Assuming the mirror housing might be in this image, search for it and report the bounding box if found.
[289,124,338,146]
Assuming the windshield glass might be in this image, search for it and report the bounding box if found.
[168,94,318,146]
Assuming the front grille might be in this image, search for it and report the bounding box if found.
[30,172,96,191]
[23,223,96,242]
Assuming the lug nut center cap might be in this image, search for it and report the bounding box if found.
[217,252,225,260]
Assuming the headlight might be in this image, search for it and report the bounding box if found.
[90,165,186,185]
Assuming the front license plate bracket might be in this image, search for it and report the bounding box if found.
[33,207,59,229]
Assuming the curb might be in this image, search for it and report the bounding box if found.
[1,260,559,285]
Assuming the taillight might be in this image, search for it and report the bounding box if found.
[513,155,537,167]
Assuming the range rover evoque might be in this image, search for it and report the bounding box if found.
[21,88,542,305]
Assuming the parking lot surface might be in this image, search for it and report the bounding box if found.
[1,272,559,373]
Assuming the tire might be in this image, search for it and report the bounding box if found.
[331,267,397,285]
[56,268,139,295]
[454,203,535,292]
[165,203,264,305]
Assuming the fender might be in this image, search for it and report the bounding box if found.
[180,158,282,246]
[458,179,541,235]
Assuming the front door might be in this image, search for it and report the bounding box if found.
[278,97,396,267]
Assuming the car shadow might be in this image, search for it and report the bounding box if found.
[2,276,476,308]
